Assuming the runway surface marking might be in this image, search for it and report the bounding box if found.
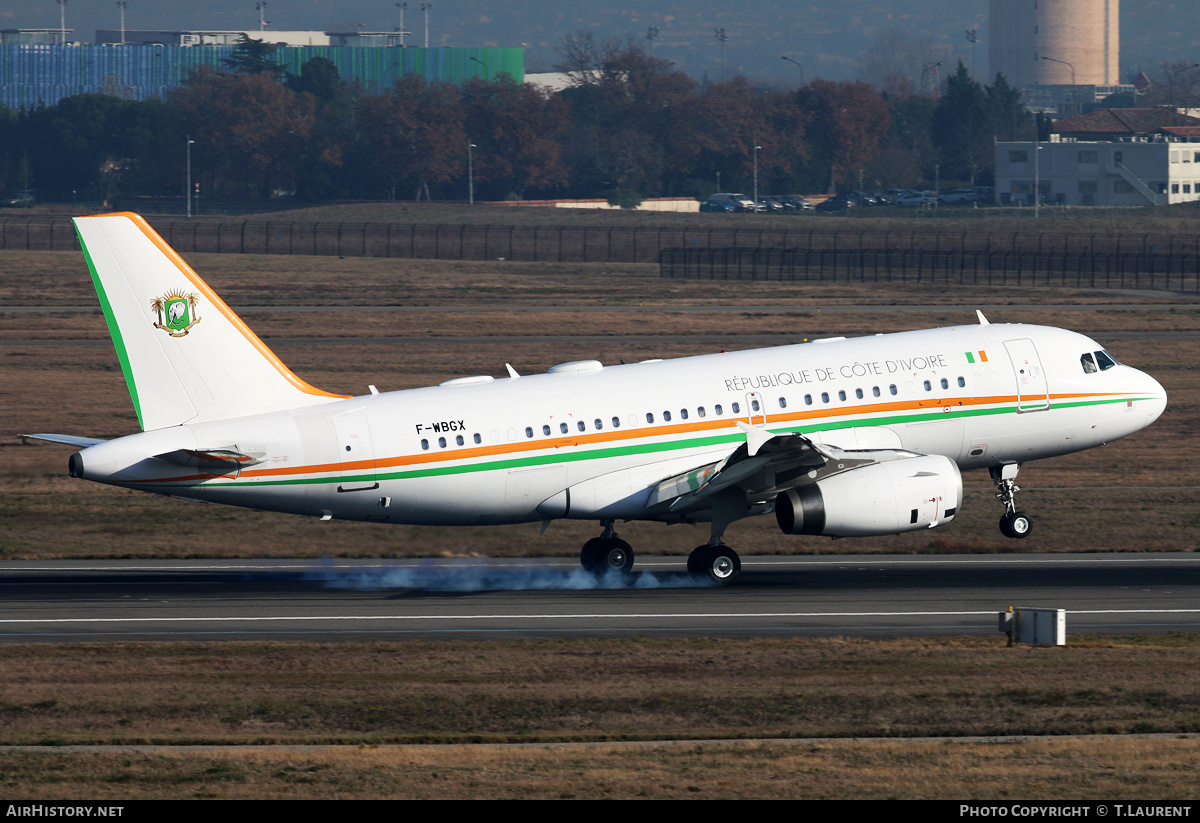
[3,609,1200,626]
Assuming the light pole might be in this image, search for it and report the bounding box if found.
[777,54,806,85]
[420,3,431,49]
[116,1,126,45]
[468,140,477,204]
[186,137,195,218]
[1041,56,1076,115]
[1034,143,1043,218]
[397,3,407,46]
[714,28,727,83]
[256,1,268,33]
[470,55,488,78]
[57,0,67,45]
[753,144,761,211]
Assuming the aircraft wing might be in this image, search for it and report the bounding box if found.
[20,433,108,448]
[646,422,914,513]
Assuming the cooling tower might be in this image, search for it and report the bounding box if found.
[989,0,1119,87]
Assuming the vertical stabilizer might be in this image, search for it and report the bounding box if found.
[75,212,347,431]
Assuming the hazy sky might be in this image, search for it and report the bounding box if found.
[1,1,1194,86]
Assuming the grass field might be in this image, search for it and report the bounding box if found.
[1,637,1199,799]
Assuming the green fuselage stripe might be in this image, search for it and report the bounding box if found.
[145,394,1146,491]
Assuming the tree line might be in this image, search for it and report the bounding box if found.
[0,35,1035,206]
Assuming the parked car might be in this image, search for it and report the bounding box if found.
[815,195,856,213]
[707,192,755,212]
[837,190,880,207]
[892,189,936,207]
[938,188,978,204]
[779,194,814,211]
[757,197,786,212]
[1,192,33,208]
[700,199,736,212]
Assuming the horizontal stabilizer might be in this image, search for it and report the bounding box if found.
[155,447,265,476]
[20,433,108,448]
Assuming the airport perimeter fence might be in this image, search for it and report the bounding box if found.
[657,246,1200,291]
[6,217,1200,291]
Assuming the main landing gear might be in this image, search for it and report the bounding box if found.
[579,522,634,574]
[991,463,1033,539]
[578,521,743,585]
[687,542,742,585]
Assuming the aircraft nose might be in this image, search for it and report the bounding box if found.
[1138,370,1167,425]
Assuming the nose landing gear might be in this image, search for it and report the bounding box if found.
[992,463,1033,539]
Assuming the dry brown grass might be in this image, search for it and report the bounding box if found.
[2,250,1197,559]
[1,637,1198,747]
[1,637,1200,798]
[3,736,1200,799]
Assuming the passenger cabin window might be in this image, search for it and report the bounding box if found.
[697,407,707,418]
[646,412,654,424]
[438,437,447,448]
[805,394,813,405]
[663,411,672,421]
[838,390,846,401]
[856,388,863,399]
[680,409,689,420]
[777,398,786,409]
[731,402,741,414]
[594,419,603,430]
[889,384,898,395]
[612,416,621,428]
[456,435,464,446]
[821,392,830,403]
[751,399,761,412]
[1081,352,1098,374]
[421,439,429,450]
[525,427,534,438]
[474,433,482,444]
[577,421,586,432]
[560,423,569,434]
[715,405,723,415]
[543,425,551,436]
[873,386,881,397]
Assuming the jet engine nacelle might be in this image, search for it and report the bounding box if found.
[775,454,962,538]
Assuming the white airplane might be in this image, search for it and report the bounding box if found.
[26,213,1167,584]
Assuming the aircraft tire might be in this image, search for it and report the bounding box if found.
[688,544,741,584]
[999,511,1033,539]
[581,537,634,574]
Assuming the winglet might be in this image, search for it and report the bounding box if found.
[976,310,990,326]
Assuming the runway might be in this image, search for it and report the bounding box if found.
[2,553,1198,642]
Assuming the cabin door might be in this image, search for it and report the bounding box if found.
[1004,338,1050,413]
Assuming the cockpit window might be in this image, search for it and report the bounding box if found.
[1081,352,1097,374]
[1095,350,1118,371]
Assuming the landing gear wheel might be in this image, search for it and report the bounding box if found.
[580,537,634,574]
[688,544,741,585]
[999,511,1033,539]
